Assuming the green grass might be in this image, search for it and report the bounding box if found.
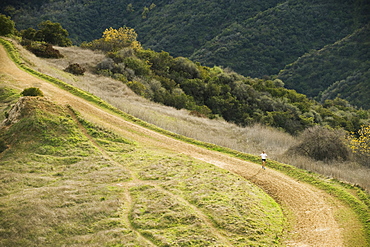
[0,98,133,246]
[128,151,284,246]
[0,94,284,246]
[1,37,369,245]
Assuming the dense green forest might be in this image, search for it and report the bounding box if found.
[278,24,370,108]
[0,0,369,110]
[99,48,369,135]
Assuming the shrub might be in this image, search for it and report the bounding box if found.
[171,57,201,79]
[21,87,44,97]
[0,14,16,36]
[0,138,7,153]
[96,58,115,71]
[348,125,370,167]
[64,63,86,75]
[37,20,72,46]
[288,125,351,161]
[25,41,63,58]
[124,57,151,77]
[127,80,147,96]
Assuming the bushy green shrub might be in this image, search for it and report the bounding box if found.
[127,81,147,96]
[171,57,201,79]
[0,14,16,36]
[0,138,7,153]
[20,20,72,46]
[124,57,151,76]
[21,87,44,97]
[24,41,63,58]
[64,63,86,75]
[288,125,351,161]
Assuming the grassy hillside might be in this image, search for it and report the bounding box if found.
[2,35,368,191]
[0,91,284,246]
[1,38,370,246]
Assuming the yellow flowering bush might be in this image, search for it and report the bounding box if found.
[102,27,141,50]
[81,26,141,52]
[349,125,370,154]
[348,125,370,166]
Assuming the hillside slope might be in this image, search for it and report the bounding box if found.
[0,96,285,246]
[1,40,369,245]
[2,0,369,78]
[278,24,370,108]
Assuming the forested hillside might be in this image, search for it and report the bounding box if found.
[1,0,369,109]
[1,16,370,136]
[190,0,369,76]
[278,24,370,108]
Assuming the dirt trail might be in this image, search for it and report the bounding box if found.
[0,43,346,246]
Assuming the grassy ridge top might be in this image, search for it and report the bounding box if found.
[0,93,284,245]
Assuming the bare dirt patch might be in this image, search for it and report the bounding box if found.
[0,43,357,246]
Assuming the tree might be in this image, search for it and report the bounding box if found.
[37,20,72,46]
[21,27,37,40]
[0,14,15,36]
[126,3,134,12]
[288,125,351,161]
[348,125,370,166]
[102,27,141,51]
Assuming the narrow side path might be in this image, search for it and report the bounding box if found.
[68,107,157,246]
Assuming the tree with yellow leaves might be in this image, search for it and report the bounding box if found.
[348,124,370,166]
[82,26,141,52]
[102,27,141,50]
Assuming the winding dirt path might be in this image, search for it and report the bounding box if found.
[0,43,347,246]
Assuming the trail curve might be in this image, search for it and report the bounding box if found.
[0,42,347,246]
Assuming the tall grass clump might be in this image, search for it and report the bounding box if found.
[21,87,44,97]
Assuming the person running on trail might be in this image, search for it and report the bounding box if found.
[260,151,267,170]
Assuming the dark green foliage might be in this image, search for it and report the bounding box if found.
[279,24,370,109]
[190,0,369,77]
[91,43,370,134]
[20,20,72,47]
[3,0,370,110]
[0,138,7,153]
[36,20,72,46]
[21,27,37,40]
[0,14,15,36]
[288,126,351,161]
[5,0,368,74]
[21,87,44,97]
[124,57,151,77]
[22,40,63,58]
[64,63,86,75]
